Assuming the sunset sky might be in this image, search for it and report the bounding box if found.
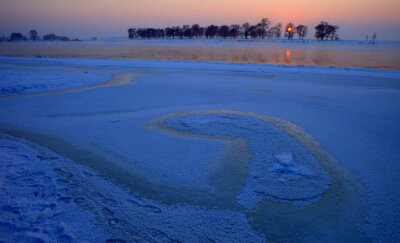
[1,0,399,40]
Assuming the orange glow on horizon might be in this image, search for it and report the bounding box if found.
[1,0,399,25]
[0,0,399,39]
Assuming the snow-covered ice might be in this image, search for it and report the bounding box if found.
[0,56,399,241]
[270,152,313,176]
[0,64,118,96]
[165,113,331,209]
[0,134,108,242]
[0,134,264,242]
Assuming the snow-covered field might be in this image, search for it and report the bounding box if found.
[1,56,400,242]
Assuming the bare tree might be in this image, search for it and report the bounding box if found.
[372,32,377,44]
[126,19,291,40]
[218,25,230,38]
[128,28,135,39]
[315,21,327,40]
[191,24,201,38]
[165,27,173,38]
[229,25,240,38]
[249,25,258,39]
[267,23,282,39]
[10,33,28,42]
[256,23,264,38]
[275,23,282,39]
[42,34,70,41]
[315,21,339,41]
[296,25,308,39]
[205,25,219,38]
[327,25,340,40]
[29,30,39,41]
[259,18,271,39]
[174,26,182,39]
[242,22,250,39]
[182,25,192,38]
[285,23,295,39]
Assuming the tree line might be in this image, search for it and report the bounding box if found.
[0,30,80,42]
[128,19,341,41]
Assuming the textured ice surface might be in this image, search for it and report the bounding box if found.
[0,134,265,242]
[1,56,399,80]
[0,65,115,96]
[0,135,108,242]
[0,57,399,241]
[269,152,313,177]
[166,114,332,209]
[125,129,225,189]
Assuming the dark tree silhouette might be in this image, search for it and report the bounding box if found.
[249,25,258,39]
[255,23,264,38]
[259,18,271,39]
[174,26,182,39]
[199,27,205,38]
[43,34,70,41]
[43,34,56,41]
[128,28,136,39]
[315,21,339,40]
[229,25,240,38]
[159,29,165,38]
[182,25,192,38]
[372,32,377,44]
[165,27,173,38]
[126,20,311,40]
[205,25,219,38]
[10,33,28,42]
[135,28,165,39]
[218,25,230,38]
[277,23,283,38]
[269,23,282,39]
[327,24,339,40]
[29,30,39,41]
[242,22,250,39]
[314,22,327,40]
[285,23,295,39]
[296,25,308,39]
[191,24,203,38]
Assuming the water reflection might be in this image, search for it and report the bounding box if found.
[313,50,333,66]
[0,43,399,69]
[285,49,291,64]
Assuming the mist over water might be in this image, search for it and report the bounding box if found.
[1,40,399,69]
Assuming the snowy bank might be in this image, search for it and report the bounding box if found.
[0,134,265,242]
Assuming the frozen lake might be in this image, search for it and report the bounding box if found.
[1,39,400,69]
[1,57,400,241]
